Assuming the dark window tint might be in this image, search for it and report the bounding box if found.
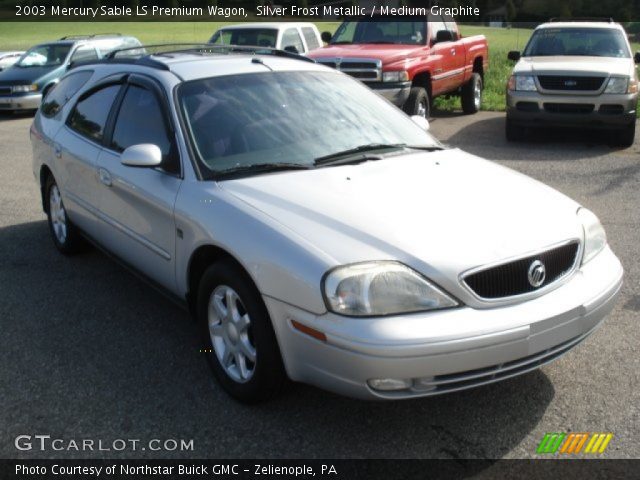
[302,27,320,50]
[41,70,93,118]
[68,84,120,142]
[282,28,304,53]
[111,85,171,157]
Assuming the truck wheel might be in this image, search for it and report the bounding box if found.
[505,118,525,142]
[613,122,636,148]
[461,73,483,114]
[403,87,430,119]
[197,259,286,403]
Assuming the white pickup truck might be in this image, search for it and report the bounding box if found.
[209,22,323,55]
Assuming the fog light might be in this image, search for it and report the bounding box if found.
[367,378,412,391]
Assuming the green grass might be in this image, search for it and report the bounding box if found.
[0,22,637,115]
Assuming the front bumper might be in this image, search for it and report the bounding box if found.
[369,81,411,108]
[265,246,623,400]
[0,92,42,111]
[506,90,637,128]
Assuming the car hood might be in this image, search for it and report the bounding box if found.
[220,150,583,290]
[513,56,634,77]
[0,65,57,85]
[310,44,421,64]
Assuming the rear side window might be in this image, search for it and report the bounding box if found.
[110,85,171,157]
[282,28,305,53]
[41,70,93,118]
[302,27,320,50]
[67,84,120,142]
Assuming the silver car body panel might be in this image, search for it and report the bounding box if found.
[31,54,623,399]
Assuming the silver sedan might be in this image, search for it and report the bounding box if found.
[31,46,623,402]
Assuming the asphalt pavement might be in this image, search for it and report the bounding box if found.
[1,110,638,462]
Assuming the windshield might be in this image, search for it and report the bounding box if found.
[16,44,72,67]
[523,28,630,58]
[332,21,426,45]
[179,71,437,177]
[210,29,278,48]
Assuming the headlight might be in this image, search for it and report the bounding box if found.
[10,84,38,93]
[604,77,629,94]
[578,208,607,264]
[322,261,458,317]
[508,75,537,91]
[382,71,409,83]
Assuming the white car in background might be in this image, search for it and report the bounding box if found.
[0,51,24,71]
[209,22,323,55]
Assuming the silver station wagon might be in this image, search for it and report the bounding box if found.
[31,45,623,402]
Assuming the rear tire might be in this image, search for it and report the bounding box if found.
[505,118,525,142]
[197,259,286,403]
[613,122,636,148]
[403,87,430,119]
[461,73,483,114]
[45,176,85,255]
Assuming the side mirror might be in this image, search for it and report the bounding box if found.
[121,144,162,168]
[634,52,640,64]
[411,115,430,131]
[435,30,454,44]
[508,50,521,61]
[321,31,332,44]
[283,46,299,54]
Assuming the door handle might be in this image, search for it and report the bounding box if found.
[451,48,456,55]
[53,144,62,159]
[98,168,112,187]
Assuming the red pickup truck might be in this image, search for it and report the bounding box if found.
[309,15,489,118]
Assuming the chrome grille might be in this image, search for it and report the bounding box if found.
[316,57,382,83]
[463,241,580,300]
[538,75,605,91]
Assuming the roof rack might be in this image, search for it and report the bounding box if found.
[59,33,123,40]
[548,17,614,23]
[105,43,316,64]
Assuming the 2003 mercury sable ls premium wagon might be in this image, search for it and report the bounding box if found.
[31,45,623,403]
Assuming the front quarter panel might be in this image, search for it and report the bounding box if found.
[174,180,335,315]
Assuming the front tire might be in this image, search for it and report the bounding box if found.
[403,87,430,119]
[45,176,85,254]
[461,73,483,114]
[197,260,286,403]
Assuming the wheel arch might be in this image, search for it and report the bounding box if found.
[186,244,256,316]
[412,71,432,97]
[472,57,484,83]
[39,164,53,213]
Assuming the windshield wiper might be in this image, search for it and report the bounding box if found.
[314,143,443,166]
[214,162,312,179]
[330,41,352,45]
[314,144,406,166]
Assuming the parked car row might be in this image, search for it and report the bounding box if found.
[29,32,623,403]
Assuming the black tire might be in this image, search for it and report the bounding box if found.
[461,73,483,114]
[45,175,85,254]
[613,122,636,148]
[403,86,430,119]
[197,259,286,403]
[505,118,525,142]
